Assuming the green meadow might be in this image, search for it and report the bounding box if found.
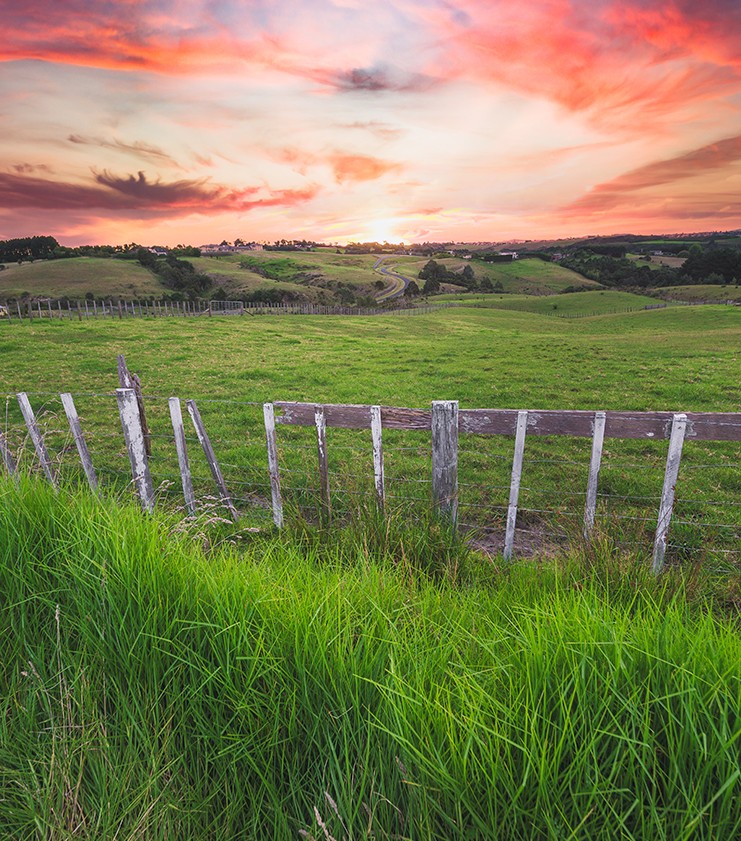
[1,305,740,838]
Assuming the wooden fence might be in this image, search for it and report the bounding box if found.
[2,387,740,573]
[0,298,457,322]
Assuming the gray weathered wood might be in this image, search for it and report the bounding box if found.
[116,388,155,512]
[275,401,431,430]
[0,431,17,477]
[60,392,98,492]
[503,410,528,560]
[315,405,331,518]
[652,413,687,574]
[17,392,57,488]
[263,403,284,528]
[117,354,151,456]
[583,411,606,539]
[431,400,459,522]
[185,399,238,521]
[370,404,385,509]
[168,397,196,516]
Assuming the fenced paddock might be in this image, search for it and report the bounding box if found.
[2,382,740,572]
[0,298,456,321]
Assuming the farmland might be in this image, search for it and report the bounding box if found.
[1,304,740,839]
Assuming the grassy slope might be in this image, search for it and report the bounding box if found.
[1,479,738,840]
[655,284,741,302]
[436,290,660,315]
[0,257,164,298]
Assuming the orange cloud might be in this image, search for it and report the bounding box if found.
[329,154,399,183]
[562,135,741,214]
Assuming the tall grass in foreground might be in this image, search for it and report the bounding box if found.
[0,478,739,840]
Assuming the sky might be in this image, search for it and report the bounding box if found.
[2,0,741,246]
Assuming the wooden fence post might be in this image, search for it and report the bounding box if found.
[315,405,331,519]
[60,392,98,493]
[431,400,459,522]
[17,392,57,488]
[652,413,687,574]
[116,388,155,512]
[117,355,151,456]
[168,397,196,516]
[263,403,283,528]
[503,410,528,560]
[370,404,385,509]
[185,399,239,521]
[0,430,17,477]
[583,411,606,539]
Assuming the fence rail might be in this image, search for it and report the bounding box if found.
[2,387,740,573]
[0,298,458,322]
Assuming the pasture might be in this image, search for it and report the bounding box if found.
[1,304,740,839]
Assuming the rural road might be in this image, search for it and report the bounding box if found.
[373,256,412,301]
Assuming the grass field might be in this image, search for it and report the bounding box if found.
[436,290,661,315]
[0,257,164,298]
[628,253,687,270]
[654,284,741,303]
[1,304,740,561]
[1,478,739,839]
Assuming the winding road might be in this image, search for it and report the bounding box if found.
[373,256,412,301]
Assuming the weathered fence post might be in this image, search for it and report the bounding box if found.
[117,355,151,457]
[583,410,606,539]
[652,413,687,574]
[431,400,459,522]
[168,397,196,516]
[263,403,283,528]
[17,392,57,488]
[0,430,17,477]
[503,410,528,560]
[116,388,155,513]
[185,399,239,521]
[315,404,331,519]
[370,404,385,509]
[60,392,98,492]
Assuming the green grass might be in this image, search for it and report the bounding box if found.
[436,290,660,315]
[655,285,741,303]
[0,257,164,299]
[0,305,740,562]
[1,477,739,839]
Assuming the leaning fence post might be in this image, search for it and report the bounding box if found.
[0,430,17,478]
[370,404,385,510]
[652,413,687,574]
[17,392,57,488]
[185,399,239,521]
[431,400,459,523]
[168,397,196,516]
[263,403,284,528]
[503,410,528,560]
[583,411,606,539]
[315,405,331,520]
[116,388,155,512]
[60,393,98,493]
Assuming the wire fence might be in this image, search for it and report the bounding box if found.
[2,390,740,568]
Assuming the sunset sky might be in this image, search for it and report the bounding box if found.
[3,0,741,245]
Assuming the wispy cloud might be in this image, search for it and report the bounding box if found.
[68,135,182,168]
[563,135,741,214]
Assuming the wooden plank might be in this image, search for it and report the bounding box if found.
[274,401,431,430]
[583,411,606,539]
[431,400,458,522]
[315,405,331,519]
[117,354,151,456]
[17,392,57,488]
[652,414,687,574]
[370,404,385,509]
[0,431,17,477]
[263,403,284,528]
[503,410,528,561]
[185,399,239,521]
[116,388,155,512]
[60,392,98,492]
[168,397,196,516]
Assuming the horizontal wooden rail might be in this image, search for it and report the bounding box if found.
[274,402,741,442]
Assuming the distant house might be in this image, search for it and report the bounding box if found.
[499,250,519,260]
